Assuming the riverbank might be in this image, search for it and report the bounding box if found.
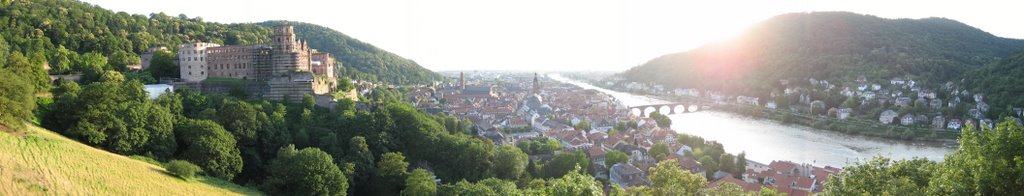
[551,74,954,167]
[593,82,960,143]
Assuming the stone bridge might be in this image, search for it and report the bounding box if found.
[628,103,708,117]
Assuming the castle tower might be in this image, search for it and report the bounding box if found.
[271,24,310,76]
[272,24,296,52]
[177,42,220,82]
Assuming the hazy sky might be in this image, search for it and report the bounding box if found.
[83,0,1024,72]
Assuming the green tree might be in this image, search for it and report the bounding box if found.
[177,87,209,118]
[574,121,591,131]
[698,156,718,178]
[649,159,708,195]
[376,152,410,194]
[735,152,748,176]
[403,169,436,196]
[649,112,672,128]
[109,50,140,72]
[701,183,745,195]
[544,166,603,196]
[0,70,36,131]
[166,160,202,180]
[544,151,590,178]
[649,142,672,161]
[346,136,376,194]
[144,103,176,160]
[262,145,348,196]
[493,145,528,180]
[49,45,77,74]
[147,50,178,79]
[719,153,737,175]
[338,77,355,92]
[841,97,859,108]
[4,51,49,92]
[927,119,1024,195]
[175,119,243,180]
[336,98,356,112]
[77,52,109,84]
[605,150,629,167]
[823,157,935,196]
[217,99,260,146]
[439,180,497,195]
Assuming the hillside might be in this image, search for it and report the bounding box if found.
[620,12,1024,95]
[0,125,261,195]
[964,52,1024,116]
[259,21,442,84]
[0,0,435,84]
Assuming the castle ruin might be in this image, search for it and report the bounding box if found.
[175,24,339,101]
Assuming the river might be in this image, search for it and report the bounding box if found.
[549,74,954,167]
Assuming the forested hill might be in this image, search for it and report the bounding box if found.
[259,21,441,84]
[620,12,1024,95]
[0,0,437,84]
[964,51,1024,115]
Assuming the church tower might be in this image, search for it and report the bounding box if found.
[460,72,466,90]
[532,73,540,94]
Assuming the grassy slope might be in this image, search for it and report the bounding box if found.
[0,124,261,195]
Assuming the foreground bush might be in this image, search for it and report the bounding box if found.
[167,160,202,180]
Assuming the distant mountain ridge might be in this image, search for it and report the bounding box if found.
[620,12,1024,95]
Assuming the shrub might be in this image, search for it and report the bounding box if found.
[166,160,202,180]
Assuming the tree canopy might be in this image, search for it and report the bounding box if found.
[175,118,243,180]
[262,145,348,196]
[824,118,1024,195]
[0,70,35,131]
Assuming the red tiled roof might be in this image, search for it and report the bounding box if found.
[709,175,762,192]
[795,177,814,189]
[679,157,703,171]
[587,132,607,141]
[813,167,834,184]
[769,161,798,173]
[777,186,810,196]
[588,146,606,157]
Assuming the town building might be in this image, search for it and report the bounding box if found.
[879,110,899,124]
[900,114,916,126]
[610,163,648,187]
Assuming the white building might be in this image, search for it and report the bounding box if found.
[879,110,899,124]
[837,108,853,120]
[178,42,221,82]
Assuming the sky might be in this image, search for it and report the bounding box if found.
[82,0,1024,72]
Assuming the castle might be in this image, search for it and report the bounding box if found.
[174,24,338,101]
